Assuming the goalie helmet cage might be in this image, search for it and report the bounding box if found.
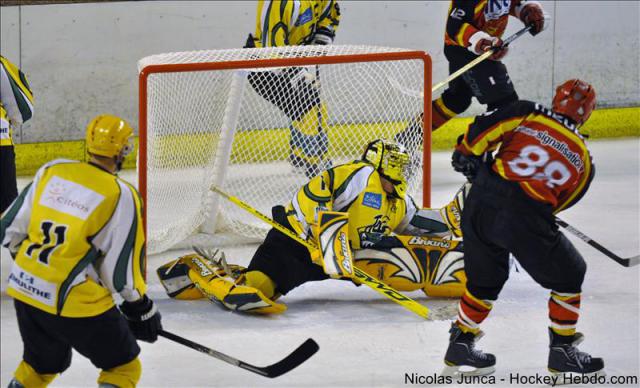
[138,45,432,254]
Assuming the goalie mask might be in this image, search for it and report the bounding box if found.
[362,139,410,198]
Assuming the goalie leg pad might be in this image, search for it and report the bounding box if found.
[418,237,466,297]
[157,257,205,300]
[244,270,278,300]
[157,253,247,300]
[193,272,287,315]
[353,236,466,296]
[184,255,286,314]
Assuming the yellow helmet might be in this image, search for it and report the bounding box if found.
[86,114,134,158]
[362,139,410,198]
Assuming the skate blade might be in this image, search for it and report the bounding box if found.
[441,364,495,378]
[548,369,606,386]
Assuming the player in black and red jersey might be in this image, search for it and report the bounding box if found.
[441,79,604,378]
[396,0,547,150]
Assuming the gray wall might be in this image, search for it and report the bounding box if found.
[1,1,638,143]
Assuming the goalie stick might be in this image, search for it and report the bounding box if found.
[159,330,319,378]
[210,185,431,319]
[556,217,640,268]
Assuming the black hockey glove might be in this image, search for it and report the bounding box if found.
[120,295,162,343]
[451,150,482,181]
[311,27,335,45]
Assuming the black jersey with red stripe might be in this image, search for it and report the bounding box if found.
[444,0,528,48]
[456,100,595,212]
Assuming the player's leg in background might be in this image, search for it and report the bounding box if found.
[10,300,71,388]
[247,67,329,178]
[0,144,18,214]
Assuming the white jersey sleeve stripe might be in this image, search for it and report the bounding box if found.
[333,166,373,211]
[1,182,35,254]
[93,182,140,301]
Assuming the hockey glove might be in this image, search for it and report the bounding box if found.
[520,3,547,36]
[311,27,335,45]
[243,33,257,48]
[451,150,482,181]
[467,31,508,60]
[119,295,162,343]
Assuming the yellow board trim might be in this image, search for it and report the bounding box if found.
[12,107,640,176]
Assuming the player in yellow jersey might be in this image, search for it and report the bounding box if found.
[1,55,34,214]
[1,115,162,388]
[244,0,341,178]
[159,139,468,314]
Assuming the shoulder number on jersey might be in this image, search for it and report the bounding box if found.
[450,8,465,20]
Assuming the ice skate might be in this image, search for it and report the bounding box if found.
[548,328,604,383]
[441,323,496,377]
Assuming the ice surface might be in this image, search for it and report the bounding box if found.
[1,139,638,387]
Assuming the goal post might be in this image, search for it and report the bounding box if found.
[139,45,432,254]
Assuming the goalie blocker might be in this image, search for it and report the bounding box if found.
[158,212,466,313]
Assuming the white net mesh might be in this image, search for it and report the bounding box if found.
[139,45,428,254]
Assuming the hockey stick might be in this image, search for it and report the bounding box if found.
[556,218,640,268]
[431,25,532,93]
[159,330,319,378]
[210,186,430,319]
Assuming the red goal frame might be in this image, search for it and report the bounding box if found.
[138,50,432,231]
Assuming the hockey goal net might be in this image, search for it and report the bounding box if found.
[138,45,432,254]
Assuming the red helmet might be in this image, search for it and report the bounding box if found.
[552,79,596,125]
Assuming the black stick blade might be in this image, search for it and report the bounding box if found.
[240,338,320,378]
[624,255,640,267]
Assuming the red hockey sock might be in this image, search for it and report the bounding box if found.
[456,289,493,334]
[549,291,581,336]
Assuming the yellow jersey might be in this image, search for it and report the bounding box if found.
[285,161,452,250]
[1,159,146,317]
[251,0,341,47]
[0,55,34,146]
